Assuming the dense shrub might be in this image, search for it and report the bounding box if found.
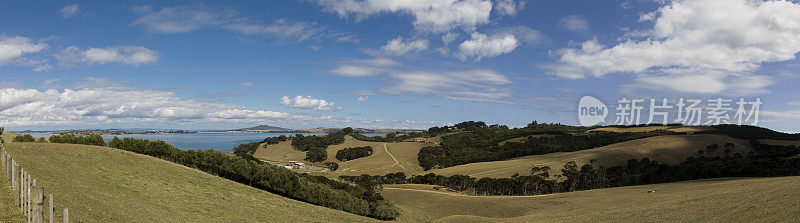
[323,162,339,171]
[232,141,261,155]
[49,134,106,146]
[336,146,373,161]
[108,137,399,220]
[13,134,36,142]
[305,147,327,163]
[292,133,346,151]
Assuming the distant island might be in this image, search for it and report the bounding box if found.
[225,125,423,134]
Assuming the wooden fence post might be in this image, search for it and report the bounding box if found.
[28,175,32,222]
[63,208,69,223]
[33,186,44,223]
[49,195,54,223]
[12,163,19,206]
[20,169,24,212]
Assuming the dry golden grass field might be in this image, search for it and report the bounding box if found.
[0,133,373,223]
[255,135,429,177]
[383,176,800,222]
[590,125,711,133]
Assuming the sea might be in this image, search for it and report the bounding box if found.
[24,132,386,152]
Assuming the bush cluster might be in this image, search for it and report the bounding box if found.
[49,134,107,146]
[335,146,373,161]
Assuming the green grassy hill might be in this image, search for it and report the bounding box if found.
[0,179,25,223]
[0,134,374,223]
[382,177,800,222]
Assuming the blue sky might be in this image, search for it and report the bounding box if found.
[1,0,800,132]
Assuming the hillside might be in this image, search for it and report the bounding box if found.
[382,176,800,222]
[0,134,374,223]
[254,135,428,177]
[232,125,289,131]
[0,178,24,223]
[430,134,751,178]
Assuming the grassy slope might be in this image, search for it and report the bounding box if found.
[255,135,428,177]
[590,126,711,133]
[383,177,800,222]
[1,134,373,223]
[430,134,751,178]
[0,176,25,223]
[256,129,753,179]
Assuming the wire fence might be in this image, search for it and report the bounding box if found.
[2,142,70,223]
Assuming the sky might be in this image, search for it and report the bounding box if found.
[1,0,800,132]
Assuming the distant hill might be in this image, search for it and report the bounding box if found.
[232,125,290,131]
[228,125,422,134]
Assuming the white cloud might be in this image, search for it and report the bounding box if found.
[59,4,80,18]
[280,95,341,111]
[330,57,400,77]
[494,0,525,16]
[235,82,254,87]
[549,0,800,95]
[132,5,356,42]
[357,96,369,102]
[380,36,429,56]
[558,15,590,33]
[379,68,513,102]
[58,46,159,66]
[314,0,493,33]
[456,32,519,61]
[0,35,48,65]
[442,32,459,45]
[491,25,548,45]
[132,5,226,33]
[0,87,290,127]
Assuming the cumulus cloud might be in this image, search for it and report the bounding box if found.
[280,95,342,111]
[330,57,400,77]
[456,32,519,61]
[59,4,80,18]
[357,96,369,102]
[379,68,513,102]
[132,5,356,42]
[57,46,159,66]
[549,0,800,95]
[380,36,429,56]
[0,35,48,65]
[494,0,525,16]
[558,15,590,33]
[314,0,493,33]
[0,87,289,127]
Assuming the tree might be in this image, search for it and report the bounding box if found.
[13,134,36,142]
[305,147,327,163]
[342,127,354,134]
[323,162,339,171]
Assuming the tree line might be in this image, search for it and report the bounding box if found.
[49,134,107,146]
[108,137,400,220]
